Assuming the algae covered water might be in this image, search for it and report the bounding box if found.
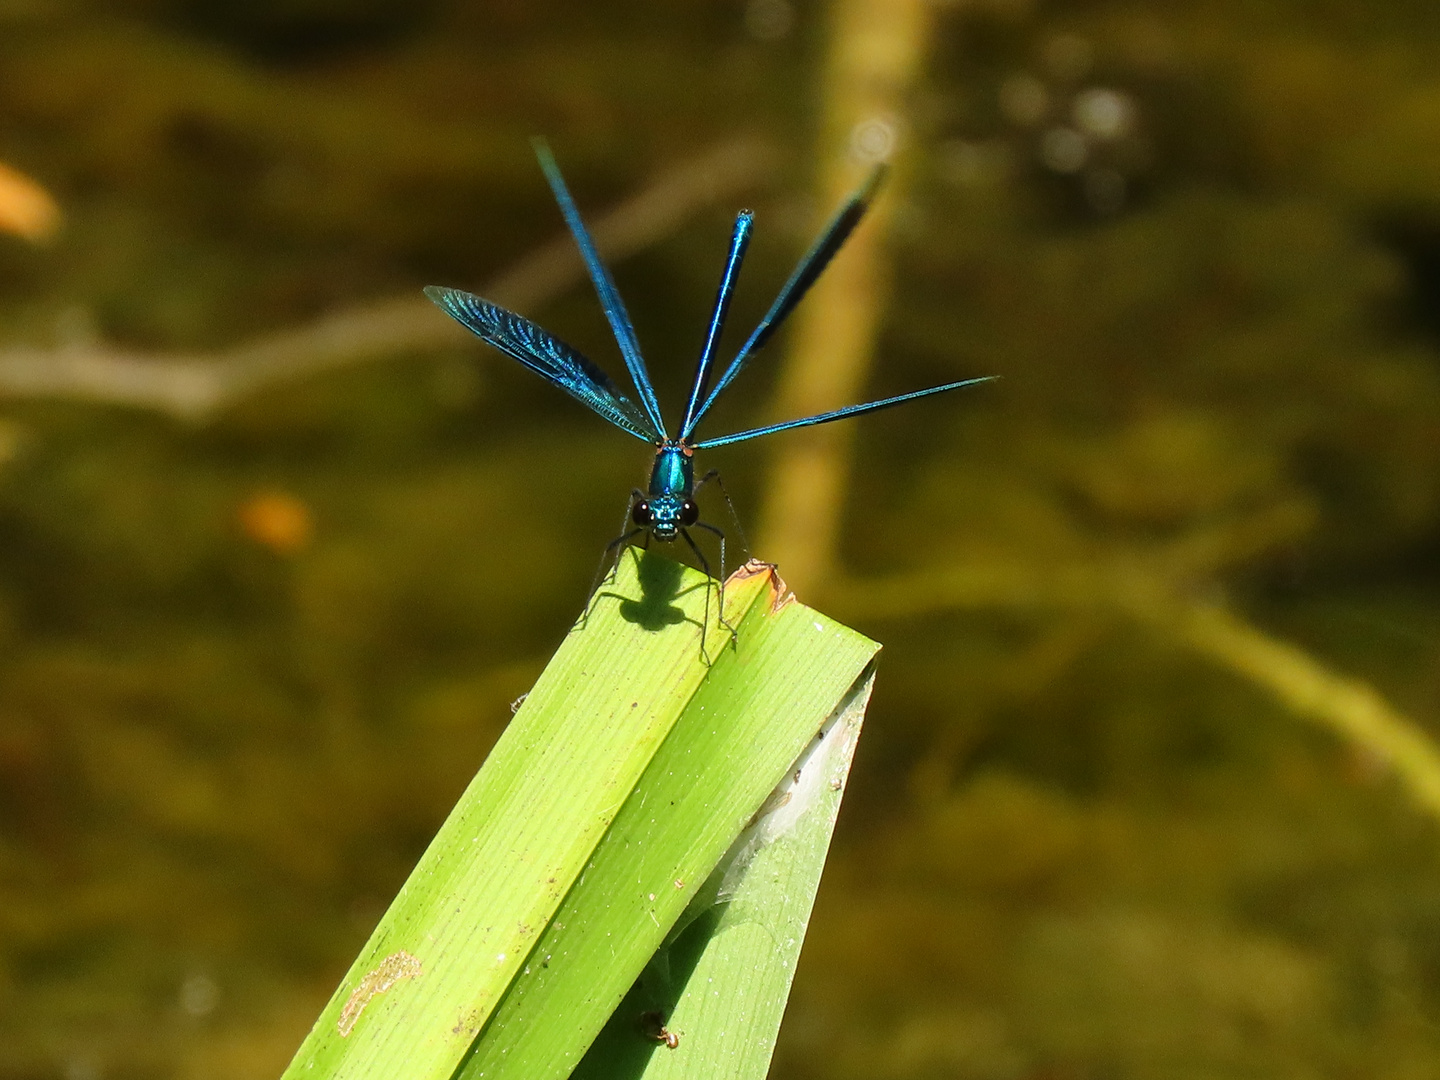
[1,2,1439,1077]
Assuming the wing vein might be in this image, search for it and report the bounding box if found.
[424,286,658,443]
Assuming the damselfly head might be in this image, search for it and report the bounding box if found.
[633,494,699,541]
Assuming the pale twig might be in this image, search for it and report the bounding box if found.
[0,135,778,421]
[1177,603,1440,818]
[836,546,1440,824]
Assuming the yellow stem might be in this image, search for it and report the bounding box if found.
[756,0,931,596]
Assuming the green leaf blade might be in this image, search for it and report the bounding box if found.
[280,550,878,1080]
[454,562,878,1080]
[575,669,876,1080]
[281,551,773,1080]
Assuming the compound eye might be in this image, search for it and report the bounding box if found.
[632,501,652,526]
[680,500,699,526]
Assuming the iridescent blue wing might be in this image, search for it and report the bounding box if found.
[679,210,753,439]
[684,166,886,437]
[425,286,660,443]
[690,376,996,450]
[532,140,668,438]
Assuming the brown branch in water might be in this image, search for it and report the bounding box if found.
[0,134,778,421]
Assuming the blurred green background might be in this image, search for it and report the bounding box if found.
[2,1,1440,1077]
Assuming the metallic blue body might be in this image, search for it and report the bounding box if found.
[643,444,695,541]
[424,140,994,565]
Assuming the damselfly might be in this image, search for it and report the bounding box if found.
[426,141,991,585]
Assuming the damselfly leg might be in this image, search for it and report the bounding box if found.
[693,469,749,561]
[680,521,736,660]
